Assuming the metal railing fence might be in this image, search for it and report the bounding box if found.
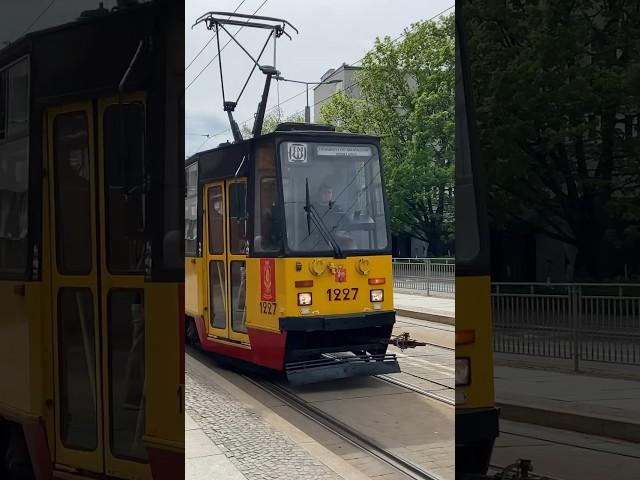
[392,258,455,295]
[492,283,640,368]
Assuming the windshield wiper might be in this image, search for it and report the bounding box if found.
[305,178,344,258]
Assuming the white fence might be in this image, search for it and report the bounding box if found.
[392,258,455,295]
[492,283,640,368]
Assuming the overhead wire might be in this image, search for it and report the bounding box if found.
[21,0,58,36]
[185,0,248,71]
[188,4,453,156]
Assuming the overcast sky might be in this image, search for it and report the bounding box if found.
[0,1,454,158]
[185,0,453,156]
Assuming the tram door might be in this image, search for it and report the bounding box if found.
[203,180,249,344]
[47,97,149,478]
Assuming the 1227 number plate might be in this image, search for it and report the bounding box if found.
[326,288,358,301]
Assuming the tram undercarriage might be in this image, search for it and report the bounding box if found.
[186,311,402,384]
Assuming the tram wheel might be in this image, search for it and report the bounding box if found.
[186,317,200,345]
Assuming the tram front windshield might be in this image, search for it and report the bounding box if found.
[278,142,389,254]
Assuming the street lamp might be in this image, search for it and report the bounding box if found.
[274,75,341,123]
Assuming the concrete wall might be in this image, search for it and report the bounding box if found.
[313,64,362,122]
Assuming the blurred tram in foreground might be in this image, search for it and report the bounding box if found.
[0,2,184,478]
[455,7,500,477]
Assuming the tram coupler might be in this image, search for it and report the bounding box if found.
[381,332,426,350]
[498,459,535,479]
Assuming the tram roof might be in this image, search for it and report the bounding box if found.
[185,127,381,169]
[0,3,155,63]
[0,2,167,105]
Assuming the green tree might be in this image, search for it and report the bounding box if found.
[241,109,304,138]
[466,1,640,280]
[320,15,455,256]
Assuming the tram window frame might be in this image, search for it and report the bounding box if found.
[207,185,224,255]
[53,111,93,276]
[0,56,31,280]
[228,182,247,255]
[456,22,490,277]
[274,138,392,258]
[185,162,199,257]
[250,142,283,256]
[103,102,146,275]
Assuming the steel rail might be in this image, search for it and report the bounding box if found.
[376,374,455,406]
[244,376,444,480]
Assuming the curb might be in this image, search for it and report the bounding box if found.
[395,308,455,326]
[497,401,640,443]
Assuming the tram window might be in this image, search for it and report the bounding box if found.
[209,260,226,329]
[7,58,29,137]
[455,42,481,266]
[0,70,6,139]
[58,288,98,451]
[185,163,199,256]
[0,137,29,277]
[108,289,147,461]
[230,261,247,333]
[104,103,145,274]
[229,183,247,254]
[0,57,30,279]
[207,186,223,254]
[253,145,281,253]
[54,112,92,275]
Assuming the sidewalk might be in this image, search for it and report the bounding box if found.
[494,364,640,442]
[185,353,370,480]
[393,290,455,325]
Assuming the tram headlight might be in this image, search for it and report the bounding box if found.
[370,289,384,302]
[297,292,312,306]
[455,358,470,386]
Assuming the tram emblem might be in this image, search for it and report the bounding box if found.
[260,258,276,301]
[335,266,347,283]
[287,143,307,163]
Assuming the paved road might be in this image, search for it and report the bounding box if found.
[493,420,640,480]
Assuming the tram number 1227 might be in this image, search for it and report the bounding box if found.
[327,288,359,301]
[260,302,277,314]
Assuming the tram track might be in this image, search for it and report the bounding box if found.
[244,376,446,480]
[376,374,454,405]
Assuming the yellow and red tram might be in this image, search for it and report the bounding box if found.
[0,2,184,478]
[185,124,403,384]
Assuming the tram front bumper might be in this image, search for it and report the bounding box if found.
[279,311,400,384]
[279,311,396,332]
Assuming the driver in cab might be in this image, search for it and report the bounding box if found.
[316,183,355,250]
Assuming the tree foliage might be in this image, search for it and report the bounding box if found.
[241,109,305,138]
[466,0,640,280]
[320,15,455,256]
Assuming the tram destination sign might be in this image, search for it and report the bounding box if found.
[317,145,371,157]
